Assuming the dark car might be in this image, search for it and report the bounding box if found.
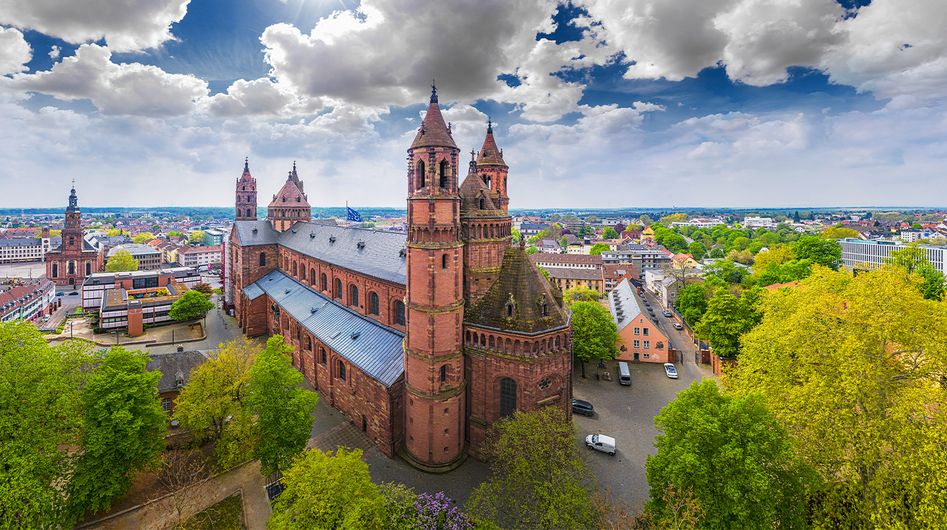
[68,291,79,296]
[572,398,595,417]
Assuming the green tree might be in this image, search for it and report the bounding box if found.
[247,336,319,475]
[526,245,539,255]
[132,232,156,244]
[192,282,213,296]
[601,226,619,239]
[659,213,688,225]
[793,235,841,269]
[0,322,90,527]
[647,381,813,529]
[188,230,205,244]
[168,289,214,321]
[511,228,521,244]
[467,407,601,529]
[562,286,602,307]
[674,283,707,326]
[822,225,860,239]
[106,249,139,272]
[589,242,609,255]
[694,288,761,359]
[729,267,947,527]
[68,347,167,519]
[639,214,654,226]
[269,448,385,529]
[570,301,617,377]
[558,236,569,249]
[687,241,706,261]
[887,245,947,300]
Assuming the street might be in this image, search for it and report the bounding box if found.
[572,287,714,513]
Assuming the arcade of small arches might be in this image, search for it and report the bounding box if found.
[464,327,571,357]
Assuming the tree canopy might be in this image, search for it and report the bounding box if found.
[729,266,947,527]
[467,407,601,529]
[887,245,946,301]
[694,287,761,359]
[562,286,602,307]
[589,242,610,255]
[674,283,707,326]
[821,225,860,239]
[131,232,156,244]
[168,289,214,321]
[105,249,139,272]
[570,301,618,367]
[601,226,619,239]
[647,381,814,529]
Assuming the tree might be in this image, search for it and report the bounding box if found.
[526,245,539,255]
[687,241,706,261]
[192,282,213,296]
[822,225,860,239]
[570,301,618,377]
[601,227,619,240]
[168,289,214,321]
[68,347,167,519]
[0,322,90,527]
[269,448,386,529]
[511,227,521,244]
[659,213,688,225]
[646,381,814,529]
[793,235,841,269]
[674,283,707,326]
[558,236,569,249]
[246,336,319,475]
[467,407,601,529]
[589,242,609,255]
[156,449,210,528]
[563,286,602,307]
[188,230,205,244]
[132,232,156,244]
[694,288,761,359]
[729,267,947,527]
[106,249,139,272]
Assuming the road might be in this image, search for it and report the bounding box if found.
[572,287,714,514]
[147,295,246,354]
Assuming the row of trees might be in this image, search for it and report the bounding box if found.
[647,264,947,527]
[0,323,167,526]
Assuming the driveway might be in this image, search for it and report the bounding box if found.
[572,292,714,513]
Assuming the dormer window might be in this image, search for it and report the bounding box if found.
[329,236,336,243]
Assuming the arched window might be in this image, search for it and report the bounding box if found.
[68,261,75,275]
[417,160,426,188]
[479,197,485,209]
[259,252,266,266]
[85,262,91,276]
[320,348,327,365]
[368,292,380,315]
[439,159,448,188]
[334,278,343,299]
[500,378,517,418]
[348,284,359,306]
[292,261,297,277]
[247,208,252,218]
[51,263,58,277]
[321,272,328,292]
[305,336,312,351]
[394,300,406,326]
[441,253,448,269]
[310,268,316,285]
[337,360,346,381]
[440,365,448,383]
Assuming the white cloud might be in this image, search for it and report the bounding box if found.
[204,78,319,117]
[13,44,207,116]
[0,27,31,75]
[0,0,189,52]
[48,45,60,60]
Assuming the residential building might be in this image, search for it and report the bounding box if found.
[519,222,548,237]
[81,266,202,311]
[107,243,163,270]
[202,228,227,246]
[644,270,681,309]
[542,266,605,293]
[743,216,778,229]
[0,229,52,263]
[609,278,671,363]
[99,281,192,335]
[177,245,222,268]
[531,253,602,271]
[900,229,935,243]
[600,244,671,275]
[670,217,726,228]
[0,279,56,322]
[147,350,210,417]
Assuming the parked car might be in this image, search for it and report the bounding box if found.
[55,292,64,297]
[673,322,683,330]
[617,361,632,386]
[68,291,79,296]
[572,398,595,417]
[585,434,616,455]
[663,310,672,317]
[664,363,679,379]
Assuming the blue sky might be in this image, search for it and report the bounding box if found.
[0,0,945,208]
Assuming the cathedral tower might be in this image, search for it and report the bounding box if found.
[235,157,257,221]
[402,84,467,471]
[476,119,509,213]
[267,162,311,232]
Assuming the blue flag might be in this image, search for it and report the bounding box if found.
[346,206,362,222]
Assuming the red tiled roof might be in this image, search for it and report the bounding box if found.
[477,121,506,166]
[410,100,457,150]
[269,165,309,208]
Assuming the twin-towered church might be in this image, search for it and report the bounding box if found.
[224,86,573,471]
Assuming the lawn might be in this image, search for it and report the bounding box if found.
[185,493,245,530]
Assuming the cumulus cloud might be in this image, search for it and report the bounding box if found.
[0,0,189,52]
[48,45,60,60]
[203,77,323,117]
[0,27,31,75]
[13,44,207,116]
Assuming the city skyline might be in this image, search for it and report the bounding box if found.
[1,0,945,208]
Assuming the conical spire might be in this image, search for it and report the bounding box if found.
[477,118,506,166]
[459,154,495,212]
[67,180,79,212]
[411,83,457,149]
[240,157,253,179]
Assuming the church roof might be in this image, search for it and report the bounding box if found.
[410,85,457,150]
[465,244,568,334]
[245,270,405,387]
[459,159,496,212]
[233,220,279,245]
[476,120,506,167]
[268,163,309,208]
[238,158,254,181]
[278,222,407,285]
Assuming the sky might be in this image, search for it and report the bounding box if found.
[0,0,945,209]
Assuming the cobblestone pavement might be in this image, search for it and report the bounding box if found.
[573,287,715,514]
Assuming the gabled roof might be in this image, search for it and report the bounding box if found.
[269,166,309,208]
[608,278,643,333]
[245,270,405,387]
[410,88,456,150]
[278,222,407,285]
[147,350,210,394]
[233,220,279,246]
[466,245,568,334]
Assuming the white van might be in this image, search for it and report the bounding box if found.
[585,434,616,456]
[618,361,632,386]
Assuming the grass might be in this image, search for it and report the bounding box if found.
[184,493,245,530]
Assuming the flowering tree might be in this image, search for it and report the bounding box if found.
[413,492,472,530]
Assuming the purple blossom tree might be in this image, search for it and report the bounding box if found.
[412,491,473,530]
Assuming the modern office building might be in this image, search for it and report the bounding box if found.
[81,267,202,311]
[840,238,947,274]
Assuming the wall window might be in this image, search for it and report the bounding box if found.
[337,360,346,381]
[321,272,328,291]
[320,348,327,365]
[161,398,172,411]
[259,252,266,266]
[442,253,448,269]
[440,365,448,383]
[633,327,640,335]
[644,340,650,349]
[417,160,426,188]
[85,262,91,276]
[643,328,649,336]
[68,261,75,275]
[394,300,406,326]
[310,269,316,285]
[439,159,449,188]
[499,378,517,418]
[633,340,640,348]
[348,284,359,306]
[51,263,58,277]
[368,292,379,315]
[334,278,342,299]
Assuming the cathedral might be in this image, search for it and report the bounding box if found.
[45,185,103,287]
[225,86,573,471]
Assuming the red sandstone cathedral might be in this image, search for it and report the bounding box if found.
[225,86,573,471]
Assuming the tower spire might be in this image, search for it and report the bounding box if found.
[430,79,438,103]
[487,117,492,134]
[244,157,249,172]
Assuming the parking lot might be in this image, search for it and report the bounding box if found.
[573,288,714,513]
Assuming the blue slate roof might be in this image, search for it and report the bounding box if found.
[278,223,406,285]
[233,220,279,246]
[246,270,405,387]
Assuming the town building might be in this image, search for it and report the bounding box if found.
[600,244,671,275]
[0,279,56,322]
[202,228,227,246]
[840,238,947,274]
[107,243,163,270]
[99,280,192,336]
[81,267,202,311]
[743,216,778,229]
[176,245,222,269]
[45,185,103,287]
[226,87,572,470]
[644,270,681,309]
[0,229,53,263]
[147,350,210,417]
[609,279,672,363]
